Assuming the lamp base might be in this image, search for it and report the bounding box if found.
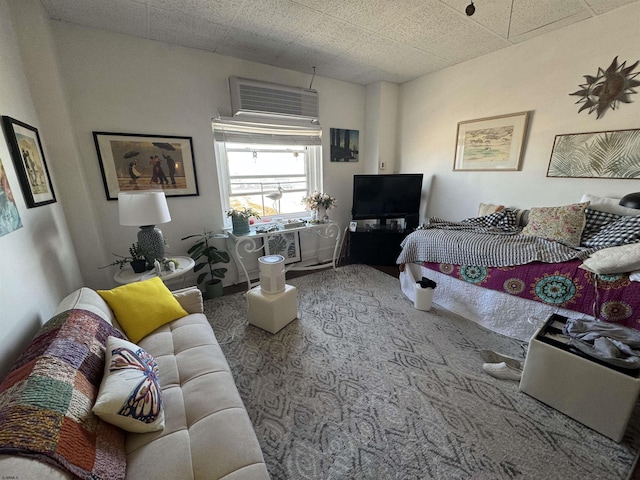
[137,225,165,265]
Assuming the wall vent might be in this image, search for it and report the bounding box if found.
[229,76,319,122]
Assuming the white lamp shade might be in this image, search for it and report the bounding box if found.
[118,192,171,226]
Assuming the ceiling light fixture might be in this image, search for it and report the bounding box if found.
[465,1,475,16]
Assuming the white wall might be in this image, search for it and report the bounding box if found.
[398,2,640,222]
[0,0,83,379]
[48,22,367,289]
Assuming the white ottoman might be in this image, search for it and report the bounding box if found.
[247,284,298,333]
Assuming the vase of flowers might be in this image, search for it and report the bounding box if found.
[227,207,261,235]
[302,191,337,223]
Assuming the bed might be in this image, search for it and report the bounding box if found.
[397,195,640,341]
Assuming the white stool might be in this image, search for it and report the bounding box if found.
[247,284,298,334]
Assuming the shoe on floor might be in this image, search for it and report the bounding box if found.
[479,349,522,369]
[482,362,522,381]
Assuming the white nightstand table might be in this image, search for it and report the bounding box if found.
[113,255,195,287]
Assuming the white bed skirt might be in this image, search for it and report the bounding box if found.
[407,263,594,342]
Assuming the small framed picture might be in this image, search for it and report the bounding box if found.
[265,232,301,264]
[93,132,199,200]
[349,221,358,232]
[2,116,56,208]
[453,111,530,171]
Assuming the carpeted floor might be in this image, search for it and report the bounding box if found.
[204,264,640,480]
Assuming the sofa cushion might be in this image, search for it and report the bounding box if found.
[0,309,126,480]
[125,313,269,480]
[93,336,165,433]
[53,286,117,326]
[97,277,188,343]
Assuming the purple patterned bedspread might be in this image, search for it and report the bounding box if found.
[421,260,640,331]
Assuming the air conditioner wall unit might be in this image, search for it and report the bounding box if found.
[229,76,319,122]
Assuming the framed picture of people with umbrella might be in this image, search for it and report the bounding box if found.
[93,132,199,199]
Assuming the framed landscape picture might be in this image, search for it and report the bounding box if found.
[2,116,56,208]
[265,232,301,264]
[453,111,530,171]
[93,132,199,200]
[547,128,640,178]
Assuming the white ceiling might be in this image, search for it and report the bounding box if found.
[40,0,639,86]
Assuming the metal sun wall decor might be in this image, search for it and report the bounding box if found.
[570,56,640,119]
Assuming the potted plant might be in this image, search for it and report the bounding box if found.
[181,230,230,299]
[227,207,261,235]
[99,243,148,273]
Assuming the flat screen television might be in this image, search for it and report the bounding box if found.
[351,174,423,227]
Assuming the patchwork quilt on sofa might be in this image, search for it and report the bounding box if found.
[0,309,127,480]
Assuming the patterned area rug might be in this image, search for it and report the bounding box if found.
[204,264,640,480]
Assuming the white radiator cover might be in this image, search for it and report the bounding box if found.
[229,76,319,122]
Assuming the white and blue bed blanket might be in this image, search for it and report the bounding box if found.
[397,217,597,267]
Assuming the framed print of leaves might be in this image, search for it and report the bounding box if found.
[547,128,640,178]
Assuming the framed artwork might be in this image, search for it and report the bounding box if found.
[93,132,199,200]
[330,128,359,162]
[0,156,23,237]
[453,111,530,171]
[1,116,56,208]
[265,232,301,264]
[547,128,640,178]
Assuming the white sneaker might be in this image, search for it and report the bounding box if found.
[479,349,522,369]
[482,362,522,381]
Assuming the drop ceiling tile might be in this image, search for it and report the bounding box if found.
[217,28,289,65]
[148,7,227,51]
[292,0,423,33]
[295,15,369,57]
[346,32,451,76]
[45,0,148,37]
[586,0,638,14]
[271,43,338,75]
[508,0,586,37]
[316,56,379,84]
[382,1,510,64]
[440,0,514,38]
[148,0,245,26]
[231,0,319,44]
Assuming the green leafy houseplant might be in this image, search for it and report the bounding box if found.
[181,231,230,298]
[226,207,262,220]
[100,243,147,272]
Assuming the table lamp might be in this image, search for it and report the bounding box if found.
[118,192,171,266]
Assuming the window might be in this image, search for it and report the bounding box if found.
[213,118,322,225]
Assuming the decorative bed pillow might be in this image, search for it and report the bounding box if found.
[581,243,640,274]
[580,194,639,216]
[462,209,517,229]
[477,203,504,217]
[93,336,164,433]
[520,202,589,247]
[97,277,188,343]
[582,215,640,248]
[0,309,126,480]
[581,208,622,245]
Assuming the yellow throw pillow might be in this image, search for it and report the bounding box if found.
[97,277,188,343]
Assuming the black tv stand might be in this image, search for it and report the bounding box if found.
[347,225,411,266]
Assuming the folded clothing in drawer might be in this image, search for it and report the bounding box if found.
[520,314,640,442]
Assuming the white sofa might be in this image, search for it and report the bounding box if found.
[0,286,270,480]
